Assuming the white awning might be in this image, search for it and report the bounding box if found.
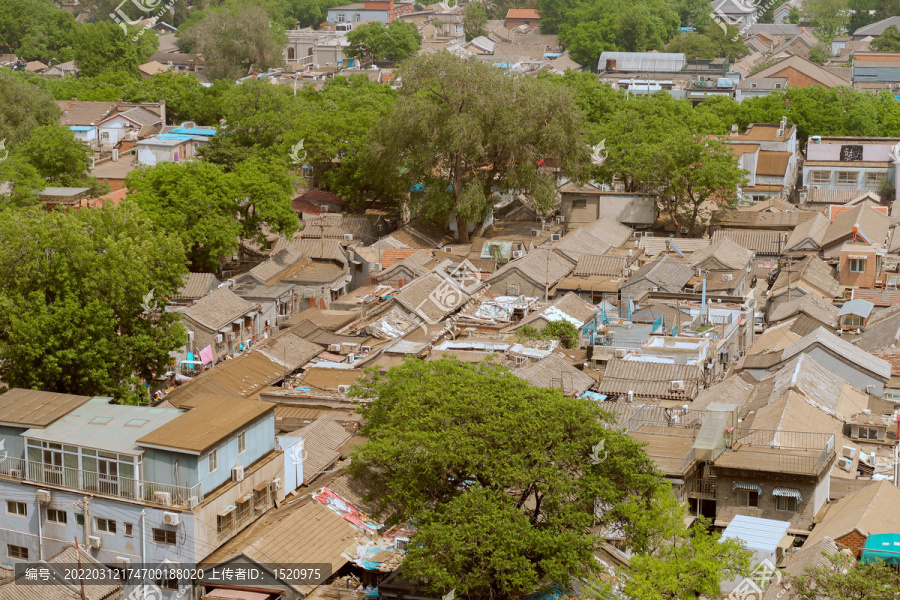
[733,481,762,493]
[773,487,802,501]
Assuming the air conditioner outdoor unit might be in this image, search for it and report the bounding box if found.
[723,273,733,281]
[115,557,131,568]
[343,234,354,241]
[615,349,627,359]
[338,384,352,394]
[36,489,51,505]
[371,263,382,272]
[645,232,654,237]
[88,536,102,549]
[227,331,237,342]
[163,512,181,527]
[837,457,853,471]
[232,466,245,482]
[680,227,689,235]
[215,333,224,344]
[271,478,282,491]
[328,343,342,352]
[551,234,561,241]
[361,345,372,353]
[531,230,540,236]
[670,380,686,391]
[187,496,199,509]
[153,491,172,506]
[842,446,857,459]
[444,247,453,253]
[512,250,524,259]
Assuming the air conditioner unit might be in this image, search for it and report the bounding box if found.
[115,557,131,568]
[343,234,354,241]
[338,384,352,394]
[670,380,686,391]
[512,250,524,259]
[444,247,453,253]
[624,268,632,277]
[88,536,102,549]
[556,215,565,223]
[232,466,245,482]
[837,457,853,471]
[36,489,51,505]
[153,491,172,506]
[163,512,181,527]
[550,234,561,241]
[361,345,372,353]
[371,263,382,272]
[645,232,654,237]
[842,446,857,459]
[215,333,224,344]
[227,331,237,342]
[615,348,627,359]
[723,273,733,281]
[328,343,342,352]
[531,230,540,236]
[187,496,199,509]
[271,478,282,491]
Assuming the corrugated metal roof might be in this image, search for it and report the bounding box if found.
[0,389,95,428]
[756,150,792,176]
[722,515,791,552]
[598,51,686,72]
[838,299,875,318]
[597,359,703,400]
[782,326,891,379]
[284,415,352,484]
[574,254,629,277]
[713,229,788,255]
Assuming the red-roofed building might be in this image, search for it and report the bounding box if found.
[829,204,888,220]
[505,8,540,28]
[77,187,129,209]
[380,249,420,269]
[291,189,344,216]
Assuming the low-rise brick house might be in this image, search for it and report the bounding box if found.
[179,287,262,363]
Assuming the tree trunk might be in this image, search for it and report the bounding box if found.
[456,214,470,243]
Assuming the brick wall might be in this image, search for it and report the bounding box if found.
[714,471,821,531]
[836,530,867,557]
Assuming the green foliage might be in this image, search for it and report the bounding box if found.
[283,0,347,28]
[464,1,489,40]
[36,70,140,102]
[0,155,45,208]
[72,21,159,78]
[873,25,900,52]
[120,73,228,125]
[625,513,750,600]
[348,357,671,598]
[364,52,588,242]
[787,6,801,23]
[179,2,286,81]
[17,125,105,194]
[790,552,900,600]
[809,41,831,64]
[0,205,188,403]
[0,70,61,146]
[801,0,849,39]
[516,321,581,348]
[346,20,422,62]
[665,25,749,62]
[0,0,76,62]
[126,159,297,271]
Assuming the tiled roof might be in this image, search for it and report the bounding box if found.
[515,292,596,329]
[770,255,838,298]
[785,212,829,251]
[856,311,900,352]
[176,272,219,300]
[804,189,879,204]
[637,237,711,259]
[581,216,633,248]
[625,255,694,292]
[55,100,117,126]
[395,272,473,323]
[851,288,900,307]
[751,54,851,88]
[782,326,892,380]
[553,228,612,260]
[769,292,837,326]
[574,254,629,277]
[756,150,792,176]
[513,353,594,396]
[299,188,344,205]
[300,215,376,245]
[284,415,352,485]
[505,8,540,19]
[713,209,813,229]
[247,246,308,284]
[690,236,754,270]
[712,229,789,255]
[380,249,421,269]
[762,538,840,600]
[0,545,122,600]
[180,287,257,331]
[255,330,322,370]
[597,359,703,400]
[854,16,900,36]
[690,375,755,412]
[486,248,576,288]
[822,204,890,249]
[803,480,900,550]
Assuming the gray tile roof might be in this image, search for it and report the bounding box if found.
[624,255,694,292]
[781,326,892,380]
[553,228,612,260]
[395,272,472,323]
[691,375,755,412]
[580,216,634,248]
[691,236,754,270]
[176,272,219,299]
[771,255,838,298]
[637,237,711,259]
[785,212,829,251]
[769,292,837,326]
[856,311,900,352]
[486,248,576,289]
[181,286,257,331]
[712,229,789,256]
[513,353,594,396]
[822,204,890,250]
[515,292,596,329]
[247,245,308,284]
[574,254,629,277]
[854,16,900,36]
[0,545,122,600]
[597,359,704,400]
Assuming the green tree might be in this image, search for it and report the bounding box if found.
[790,552,900,600]
[848,0,877,32]
[348,357,679,599]
[71,21,159,78]
[0,0,77,62]
[121,72,228,125]
[17,125,103,193]
[179,2,286,81]
[365,52,588,242]
[873,25,900,51]
[809,41,831,64]
[665,24,749,62]
[464,1,489,40]
[0,155,45,208]
[542,320,581,348]
[0,70,61,146]
[801,0,850,39]
[127,159,297,271]
[0,204,188,403]
[346,20,422,62]
[787,6,801,23]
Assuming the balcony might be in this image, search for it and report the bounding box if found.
[0,459,202,509]
[714,429,835,476]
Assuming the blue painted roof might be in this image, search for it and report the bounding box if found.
[155,133,193,141]
[170,127,216,136]
[409,183,425,192]
[70,126,94,131]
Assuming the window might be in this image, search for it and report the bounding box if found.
[76,514,84,526]
[776,496,799,511]
[572,198,587,209]
[866,172,885,187]
[237,431,246,455]
[858,426,879,440]
[774,83,783,89]
[217,511,234,534]
[96,518,116,534]
[836,171,859,186]
[750,83,757,89]
[7,545,28,560]
[842,315,864,328]
[208,449,218,474]
[849,258,866,273]
[153,528,177,545]
[7,501,25,516]
[810,170,831,185]
[124,523,133,537]
[287,47,295,60]
[353,13,360,21]
[736,489,759,507]
[336,13,345,22]
[46,509,67,524]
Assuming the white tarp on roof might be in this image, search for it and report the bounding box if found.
[599,51,686,73]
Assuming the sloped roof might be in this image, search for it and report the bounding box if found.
[756,150,792,176]
[515,292,595,329]
[856,311,900,352]
[0,544,122,600]
[55,100,117,126]
[247,246,308,284]
[284,415,352,485]
[513,353,594,396]
[785,212,830,251]
[255,330,322,370]
[624,255,694,292]
[0,389,94,428]
[762,537,840,600]
[781,326,891,380]
[637,237,711,259]
[712,229,788,255]
[769,292,837,326]
[854,16,900,36]
[690,236,754,270]
[181,287,257,331]
[766,354,868,419]
[838,298,875,319]
[553,228,612,260]
[574,254,629,277]
[770,255,838,298]
[691,375,755,412]
[803,480,900,549]
[176,272,219,300]
[597,359,703,400]
[486,248,576,288]
[822,204,890,250]
[750,54,852,88]
[506,8,540,19]
[581,216,634,247]
[395,272,472,323]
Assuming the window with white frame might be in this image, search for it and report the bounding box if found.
[810,170,831,185]
[208,449,218,474]
[836,171,859,186]
[6,501,25,516]
[96,518,116,534]
[336,13,345,22]
[237,431,246,455]
[849,258,866,273]
[865,172,885,187]
[857,426,879,440]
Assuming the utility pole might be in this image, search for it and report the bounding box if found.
[544,248,551,303]
[75,537,86,600]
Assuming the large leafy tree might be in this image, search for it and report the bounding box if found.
[790,552,900,600]
[346,20,422,62]
[179,2,286,81]
[464,1,489,40]
[0,0,76,62]
[0,205,187,403]
[873,25,900,52]
[121,72,229,125]
[365,52,588,242]
[665,24,749,62]
[0,70,61,146]
[71,21,159,78]
[126,159,297,271]
[801,0,850,39]
[349,358,747,599]
[17,125,105,194]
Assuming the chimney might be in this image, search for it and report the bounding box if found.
[158,98,166,125]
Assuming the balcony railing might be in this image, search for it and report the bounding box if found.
[22,461,202,508]
[716,429,836,475]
